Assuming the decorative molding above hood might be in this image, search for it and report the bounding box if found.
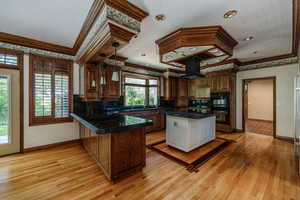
[155,26,238,69]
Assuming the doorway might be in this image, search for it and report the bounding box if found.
[243,77,276,137]
[0,68,21,156]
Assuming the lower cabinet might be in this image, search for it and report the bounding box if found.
[78,123,146,183]
[121,110,165,133]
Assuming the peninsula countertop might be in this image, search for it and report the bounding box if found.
[71,113,153,134]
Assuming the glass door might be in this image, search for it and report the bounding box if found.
[0,69,20,156]
[0,75,10,145]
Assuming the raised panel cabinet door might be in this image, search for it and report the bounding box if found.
[104,65,121,99]
[220,76,230,92]
[178,79,188,97]
[111,129,145,176]
[85,64,99,100]
[210,77,217,92]
[171,77,178,99]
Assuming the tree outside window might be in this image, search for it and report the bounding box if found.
[124,74,159,107]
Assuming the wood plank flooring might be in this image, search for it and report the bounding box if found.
[0,131,299,200]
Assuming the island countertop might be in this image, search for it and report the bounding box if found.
[71,113,153,134]
[166,111,215,119]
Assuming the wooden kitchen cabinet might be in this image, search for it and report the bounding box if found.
[78,123,146,183]
[121,110,165,133]
[177,78,188,97]
[79,63,99,101]
[79,62,121,101]
[102,64,121,100]
[164,77,178,100]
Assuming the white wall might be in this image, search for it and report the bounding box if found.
[23,54,79,148]
[236,63,299,138]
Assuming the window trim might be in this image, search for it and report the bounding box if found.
[29,54,73,126]
[122,72,160,108]
[0,48,23,70]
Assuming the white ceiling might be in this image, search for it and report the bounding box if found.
[0,0,93,48]
[0,0,293,69]
[119,0,293,69]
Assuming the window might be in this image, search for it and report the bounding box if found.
[29,54,73,126]
[123,73,159,107]
[0,48,22,69]
[0,54,18,66]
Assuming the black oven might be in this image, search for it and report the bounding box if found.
[211,92,230,124]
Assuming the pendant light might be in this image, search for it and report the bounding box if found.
[111,42,120,82]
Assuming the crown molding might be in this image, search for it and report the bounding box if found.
[0,0,148,57]
[0,32,74,55]
[72,0,106,54]
[104,0,149,22]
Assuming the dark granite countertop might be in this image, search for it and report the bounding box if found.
[121,107,159,112]
[165,111,215,119]
[71,113,153,134]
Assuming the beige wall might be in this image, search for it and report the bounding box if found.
[23,54,79,149]
[247,79,273,121]
[236,63,298,138]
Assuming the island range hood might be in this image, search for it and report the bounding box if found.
[180,55,206,79]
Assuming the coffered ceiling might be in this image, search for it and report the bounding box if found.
[0,0,93,48]
[119,0,294,69]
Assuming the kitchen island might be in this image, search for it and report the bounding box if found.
[71,113,152,183]
[166,111,216,152]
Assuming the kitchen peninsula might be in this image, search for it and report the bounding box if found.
[71,113,152,183]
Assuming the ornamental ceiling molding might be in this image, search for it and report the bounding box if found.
[238,56,298,71]
[75,5,140,60]
[201,63,235,74]
[0,42,74,60]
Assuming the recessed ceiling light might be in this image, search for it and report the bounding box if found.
[253,51,258,54]
[155,14,166,21]
[243,36,255,41]
[224,10,237,19]
[141,53,146,56]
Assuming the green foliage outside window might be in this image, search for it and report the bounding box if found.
[0,77,8,137]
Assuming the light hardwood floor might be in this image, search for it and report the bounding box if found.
[0,131,299,200]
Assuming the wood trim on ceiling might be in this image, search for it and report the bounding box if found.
[0,32,74,55]
[125,62,164,73]
[72,0,106,54]
[0,0,148,57]
[235,0,300,67]
[0,1,297,66]
[104,0,149,22]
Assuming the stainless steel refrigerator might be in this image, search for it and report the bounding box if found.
[295,75,300,174]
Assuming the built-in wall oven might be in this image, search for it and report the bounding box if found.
[211,92,230,124]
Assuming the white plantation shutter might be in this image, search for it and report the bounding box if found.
[0,53,18,66]
[34,73,52,117]
[55,74,69,118]
[30,54,73,125]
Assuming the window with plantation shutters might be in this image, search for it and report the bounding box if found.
[34,73,52,117]
[29,54,73,126]
[0,48,22,69]
[55,74,69,118]
[0,53,18,66]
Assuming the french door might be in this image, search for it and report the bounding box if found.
[0,69,20,156]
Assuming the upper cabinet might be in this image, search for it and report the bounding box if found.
[177,78,188,97]
[102,64,121,100]
[79,63,121,101]
[188,70,235,98]
[164,77,178,100]
[79,63,99,101]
